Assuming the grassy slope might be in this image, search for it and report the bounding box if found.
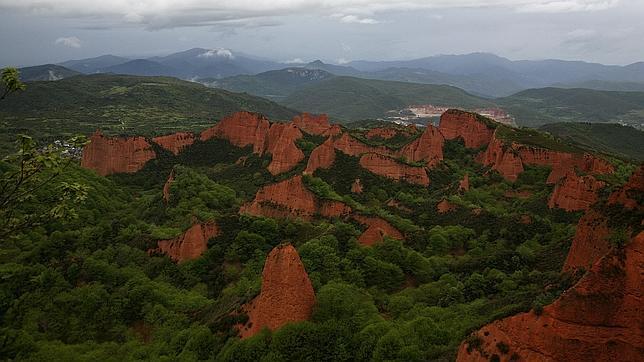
[0,74,298,153]
[498,87,644,127]
[281,76,494,122]
[540,122,644,161]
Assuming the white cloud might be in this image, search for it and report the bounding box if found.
[198,48,234,59]
[282,58,305,64]
[338,15,379,24]
[0,1,622,29]
[54,36,81,48]
[337,58,350,64]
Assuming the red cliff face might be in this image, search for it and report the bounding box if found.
[366,127,414,140]
[152,132,195,155]
[457,231,644,362]
[548,172,605,211]
[305,137,336,174]
[240,175,351,220]
[333,133,395,157]
[162,170,174,203]
[238,244,315,339]
[439,109,495,149]
[200,111,270,154]
[351,178,364,194]
[459,174,470,192]
[265,122,304,175]
[153,222,219,263]
[437,199,457,213]
[200,112,305,175]
[399,125,444,167]
[359,153,430,186]
[563,210,611,271]
[479,131,524,182]
[81,131,156,176]
[479,131,614,183]
[608,166,644,210]
[292,113,339,136]
[353,215,404,246]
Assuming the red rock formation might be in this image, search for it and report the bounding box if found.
[457,231,644,362]
[152,132,195,155]
[324,124,343,137]
[459,174,470,192]
[398,125,444,167]
[439,109,495,149]
[319,200,352,218]
[292,113,335,136]
[240,175,351,220]
[162,169,174,203]
[305,138,336,174]
[478,129,614,183]
[359,153,430,186]
[265,122,304,175]
[333,133,394,157]
[437,199,457,213]
[351,178,363,193]
[353,215,404,246]
[608,166,644,210]
[241,176,317,219]
[563,210,611,271]
[238,244,315,339]
[200,111,270,154]
[153,222,219,263]
[479,131,524,181]
[81,131,156,176]
[548,172,605,211]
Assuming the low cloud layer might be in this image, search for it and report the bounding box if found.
[0,0,622,29]
[54,36,81,48]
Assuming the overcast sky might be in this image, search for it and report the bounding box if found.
[1,0,642,67]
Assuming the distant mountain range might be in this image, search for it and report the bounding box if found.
[14,49,644,98]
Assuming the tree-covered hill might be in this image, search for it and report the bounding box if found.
[281,76,493,121]
[0,74,298,154]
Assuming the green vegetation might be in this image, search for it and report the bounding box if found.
[0,74,298,155]
[1,80,641,361]
[281,76,494,121]
[540,122,644,161]
[495,124,582,153]
[498,87,644,128]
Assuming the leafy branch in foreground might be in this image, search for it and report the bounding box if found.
[0,67,26,101]
[0,134,89,239]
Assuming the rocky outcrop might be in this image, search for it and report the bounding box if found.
[265,122,304,175]
[333,133,394,157]
[304,138,336,174]
[200,112,304,175]
[152,132,195,155]
[81,131,156,176]
[437,199,457,213]
[479,130,614,183]
[439,109,495,149]
[459,174,470,192]
[153,222,219,263]
[608,166,644,210]
[353,215,404,246]
[162,170,174,203]
[478,131,524,182]
[366,127,414,140]
[200,111,270,154]
[292,113,339,136]
[398,125,444,167]
[351,179,363,194]
[457,231,644,362]
[239,244,315,339]
[563,210,611,271]
[359,153,430,186]
[240,175,351,220]
[548,172,605,211]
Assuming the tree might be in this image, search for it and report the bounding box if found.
[0,67,25,101]
[0,135,88,239]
